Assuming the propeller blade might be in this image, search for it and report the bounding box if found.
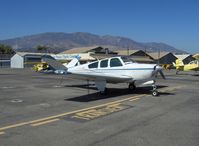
[159,70,166,79]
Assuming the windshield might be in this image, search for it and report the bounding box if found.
[121,56,135,63]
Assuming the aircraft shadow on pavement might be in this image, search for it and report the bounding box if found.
[66,85,169,102]
[192,74,199,76]
[175,72,199,76]
[158,92,175,96]
[0,74,16,76]
[64,84,96,90]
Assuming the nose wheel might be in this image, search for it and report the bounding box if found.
[152,89,159,96]
[152,84,159,96]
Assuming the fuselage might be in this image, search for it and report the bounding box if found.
[176,59,199,71]
[67,56,157,83]
[184,60,199,71]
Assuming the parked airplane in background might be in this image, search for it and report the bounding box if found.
[173,59,199,74]
[42,56,165,96]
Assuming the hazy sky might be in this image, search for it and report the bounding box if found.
[0,0,198,53]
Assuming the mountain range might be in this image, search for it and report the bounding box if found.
[0,32,187,54]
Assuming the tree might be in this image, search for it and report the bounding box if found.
[36,45,49,53]
[0,44,15,54]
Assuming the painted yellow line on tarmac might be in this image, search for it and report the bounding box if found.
[71,103,127,121]
[0,122,31,132]
[0,94,144,132]
[129,98,140,101]
[0,131,5,135]
[31,118,60,127]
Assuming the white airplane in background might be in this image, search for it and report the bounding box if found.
[42,55,165,96]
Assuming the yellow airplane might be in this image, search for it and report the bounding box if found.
[193,53,199,59]
[33,62,68,72]
[173,58,199,74]
[33,62,49,72]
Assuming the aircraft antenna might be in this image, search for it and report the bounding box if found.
[158,48,160,65]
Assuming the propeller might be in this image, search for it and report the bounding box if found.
[153,65,166,79]
[159,70,166,79]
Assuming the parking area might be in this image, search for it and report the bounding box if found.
[0,68,199,146]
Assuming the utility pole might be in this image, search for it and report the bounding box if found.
[158,48,160,65]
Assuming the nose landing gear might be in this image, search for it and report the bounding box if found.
[129,81,159,96]
[152,84,159,96]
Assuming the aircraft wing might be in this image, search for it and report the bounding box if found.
[193,54,199,59]
[189,67,199,71]
[42,55,67,70]
[67,71,132,83]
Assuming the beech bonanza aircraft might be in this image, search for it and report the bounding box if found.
[42,55,165,96]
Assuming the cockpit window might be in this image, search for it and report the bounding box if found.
[88,61,98,68]
[100,59,108,68]
[110,58,123,67]
[121,56,135,63]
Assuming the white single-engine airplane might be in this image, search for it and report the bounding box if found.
[42,55,165,96]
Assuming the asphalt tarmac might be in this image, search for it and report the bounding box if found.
[0,68,199,146]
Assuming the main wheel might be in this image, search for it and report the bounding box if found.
[99,88,108,95]
[129,83,136,90]
[152,90,159,96]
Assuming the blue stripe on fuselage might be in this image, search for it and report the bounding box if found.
[94,68,154,70]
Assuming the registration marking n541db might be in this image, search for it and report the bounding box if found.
[70,103,127,121]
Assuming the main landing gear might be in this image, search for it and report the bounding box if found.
[99,88,108,95]
[129,82,159,96]
[128,83,136,90]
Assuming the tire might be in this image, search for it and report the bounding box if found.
[129,83,136,90]
[99,88,108,95]
[152,90,159,96]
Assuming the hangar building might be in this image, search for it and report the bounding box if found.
[148,52,177,64]
[51,53,95,64]
[11,52,47,68]
[116,50,154,63]
[61,47,155,63]
[174,54,196,64]
[0,54,14,68]
[60,46,117,62]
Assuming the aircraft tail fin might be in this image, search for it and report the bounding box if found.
[172,62,176,67]
[42,55,68,74]
[175,59,184,71]
[176,59,184,67]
